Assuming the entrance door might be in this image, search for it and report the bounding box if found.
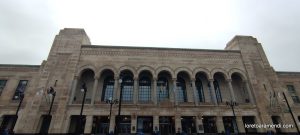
[92,116,109,134]
[0,115,17,133]
[159,116,175,135]
[181,116,196,134]
[137,116,153,134]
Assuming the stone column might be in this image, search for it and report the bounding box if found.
[244,81,255,104]
[216,116,225,133]
[153,78,157,105]
[254,116,264,133]
[196,117,204,133]
[109,115,116,133]
[131,114,137,134]
[153,115,159,132]
[84,115,93,134]
[172,78,177,105]
[133,77,138,104]
[113,77,119,100]
[209,79,218,105]
[91,76,99,105]
[227,79,236,102]
[236,116,246,133]
[69,76,79,104]
[191,78,199,106]
[175,115,182,133]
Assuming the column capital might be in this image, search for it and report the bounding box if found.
[74,75,79,80]
[94,75,100,80]
[134,77,138,80]
[114,76,119,80]
[172,78,177,81]
[191,78,196,81]
[227,79,232,82]
[153,77,157,81]
[208,79,214,82]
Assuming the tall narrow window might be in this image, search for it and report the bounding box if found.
[121,76,134,102]
[157,77,169,101]
[214,80,222,103]
[12,80,28,100]
[177,77,187,102]
[139,77,151,102]
[101,77,115,101]
[196,78,205,102]
[0,80,7,96]
[101,77,114,101]
[287,85,300,103]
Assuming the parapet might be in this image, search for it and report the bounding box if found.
[225,35,259,50]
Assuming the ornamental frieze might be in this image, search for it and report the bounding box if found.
[80,47,241,60]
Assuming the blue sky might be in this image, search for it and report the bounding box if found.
[0,0,299,71]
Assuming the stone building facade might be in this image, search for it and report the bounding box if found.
[0,28,300,134]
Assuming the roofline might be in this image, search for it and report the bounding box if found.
[276,71,300,75]
[0,64,41,68]
[82,45,241,53]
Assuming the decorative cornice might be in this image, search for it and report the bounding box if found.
[80,47,242,60]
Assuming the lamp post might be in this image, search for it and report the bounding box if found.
[47,87,56,116]
[226,100,239,134]
[79,83,87,134]
[106,97,119,133]
[12,91,24,132]
[39,87,56,134]
[116,77,123,134]
[282,92,300,133]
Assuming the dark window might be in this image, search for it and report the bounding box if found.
[157,77,169,101]
[0,80,7,96]
[101,77,114,101]
[116,116,131,133]
[196,78,205,102]
[181,116,197,134]
[0,115,17,133]
[287,85,296,93]
[214,80,222,103]
[121,76,133,102]
[287,85,300,103]
[176,77,187,102]
[39,115,52,134]
[92,116,109,134]
[242,116,257,133]
[271,116,282,133]
[68,115,86,134]
[223,116,237,133]
[203,116,217,133]
[138,77,151,102]
[137,116,153,133]
[12,80,28,100]
[159,116,175,135]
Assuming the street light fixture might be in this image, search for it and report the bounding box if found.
[47,87,56,116]
[116,77,123,134]
[78,83,87,134]
[11,91,24,133]
[40,87,56,134]
[282,92,300,133]
[106,97,119,133]
[226,100,239,134]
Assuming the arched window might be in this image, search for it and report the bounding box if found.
[101,76,114,101]
[121,76,134,102]
[214,80,222,103]
[157,77,169,101]
[177,77,187,102]
[196,78,205,102]
[139,77,151,102]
